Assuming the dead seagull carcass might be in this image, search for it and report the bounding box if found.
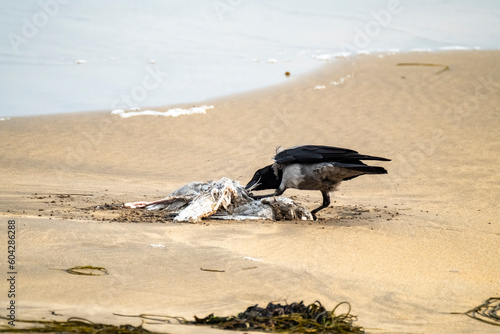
[124,177,313,223]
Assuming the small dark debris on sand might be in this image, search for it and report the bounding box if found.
[94,203,124,210]
[112,208,175,224]
[85,203,174,224]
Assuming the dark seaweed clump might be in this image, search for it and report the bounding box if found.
[194,301,364,333]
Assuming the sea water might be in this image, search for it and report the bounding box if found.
[0,0,499,117]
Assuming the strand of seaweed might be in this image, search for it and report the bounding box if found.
[463,297,500,326]
[50,266,109,276]
[397,62,449,74]
[0,317,151,333]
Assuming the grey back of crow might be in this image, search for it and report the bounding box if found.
[245,145,390,219]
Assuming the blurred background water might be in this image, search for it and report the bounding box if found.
[0,0,499,117]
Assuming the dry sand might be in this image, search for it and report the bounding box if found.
[0,50,499,333]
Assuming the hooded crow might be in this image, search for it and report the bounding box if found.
[245,145,390,220]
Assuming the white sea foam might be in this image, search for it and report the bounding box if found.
[0,117,10,121]
[410,48,432,53]
[385,49,401,55]
[440,46,481,51]
[112,105,214,118]
[313,85,326,90]
[334,52,352,58]
[315,54,333,61]
[315,52,354,61]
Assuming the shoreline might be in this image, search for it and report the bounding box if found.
[1,49,499,333]
[2,48,496,120]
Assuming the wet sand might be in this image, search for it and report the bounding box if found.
[0,50,499,333]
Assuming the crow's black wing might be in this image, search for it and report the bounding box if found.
[274,145,391,164]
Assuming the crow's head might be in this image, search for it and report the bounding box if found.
[245,165,281,191]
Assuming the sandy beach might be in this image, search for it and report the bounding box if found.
[1,50,499,333]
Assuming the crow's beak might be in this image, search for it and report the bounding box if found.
[245,176,260,191]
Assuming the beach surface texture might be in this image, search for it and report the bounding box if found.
[1,50,499,333]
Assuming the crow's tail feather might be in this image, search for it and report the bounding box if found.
[341,164,388,174]
[354,154,391,162]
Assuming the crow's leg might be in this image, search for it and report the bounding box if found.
[310,190,331,220]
